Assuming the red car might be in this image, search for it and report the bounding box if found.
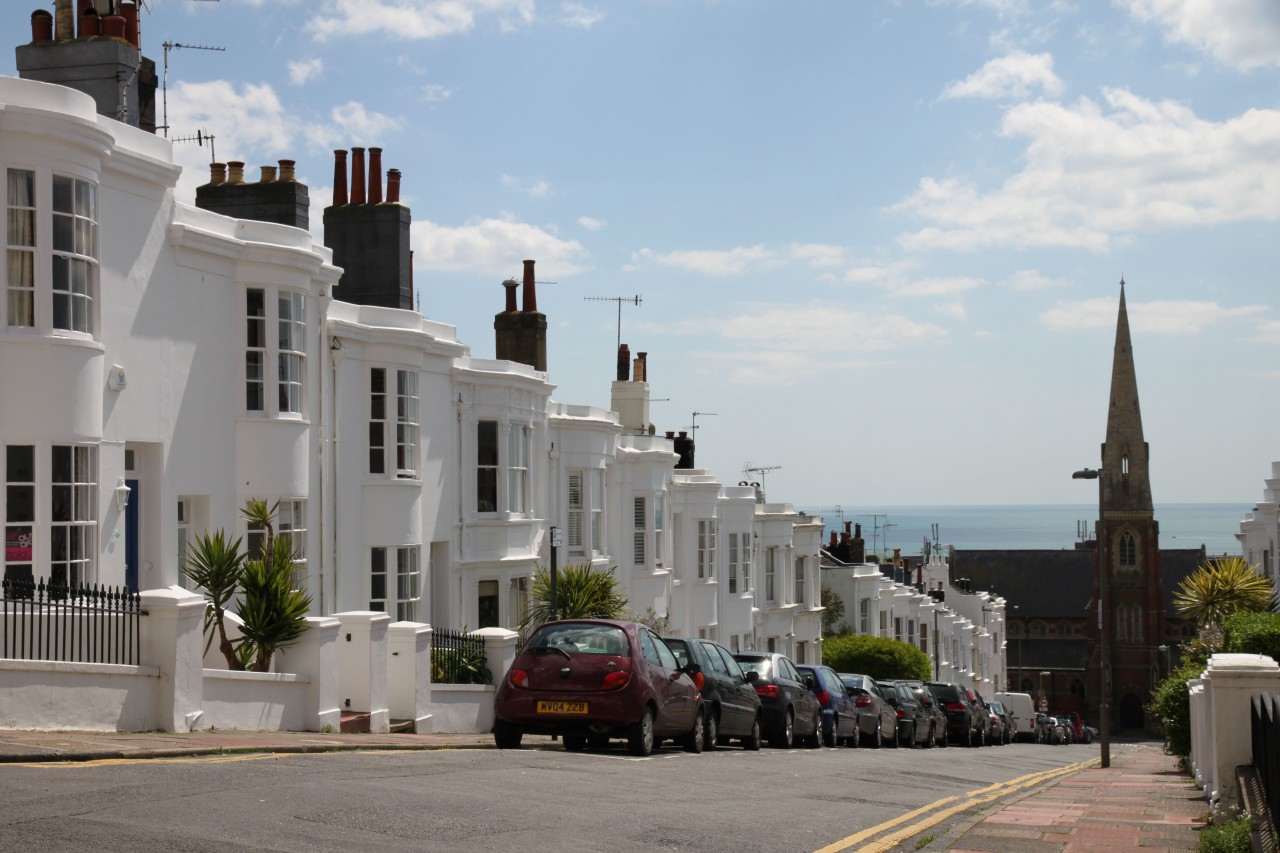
[492,619,705,756]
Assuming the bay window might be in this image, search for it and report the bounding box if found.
[245,287,307,417]
[476,421,498,512]
[696,519,716,579]
[6,169,35,328]
[50,444,96,588]
[507,423,528,513]
[51,175,96,334]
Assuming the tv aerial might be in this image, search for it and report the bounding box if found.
[160,41,226,138]
[584,295,642,351]
[742,462,781,492]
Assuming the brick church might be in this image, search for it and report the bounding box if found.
[951,282,1200,733]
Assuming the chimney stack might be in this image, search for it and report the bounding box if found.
[617,344,630,381]
[522,259,538,312]
[196,156,310,230]
[637,352,648,383]
[368,148,382,204]
[502,278,518,313]
[386,169,401,203]
[350,147,366,205]
[333,150,348,205]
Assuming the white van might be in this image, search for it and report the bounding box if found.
[994,692,1036,742]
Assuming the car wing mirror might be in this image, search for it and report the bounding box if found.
[682,662,701,677]
[744,670,759,684]
[804,675,817,689]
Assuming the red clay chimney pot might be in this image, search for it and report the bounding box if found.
[333,150,348,206]
[521,259,537,312]
[350,147,366,205]
[386,168,401,204]
[368,147,383,204]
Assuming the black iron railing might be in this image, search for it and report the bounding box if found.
[431,628,491,685]
[0,575,144,666]
[1251,693,1280,837]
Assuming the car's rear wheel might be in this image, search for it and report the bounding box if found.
[682,710,705,753]
[493,719,522,750]
[822,715,837,748]
[564,735,586,752]
[871,721,883,749]
[769,709,795,749]
[705,710,719,752]
[628,707,656,757]
[742,716,762,751]
[807,711,822,748]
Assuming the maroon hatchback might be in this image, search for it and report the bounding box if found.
[493,619,704,756]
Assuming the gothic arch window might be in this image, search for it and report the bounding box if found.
[1031,621,1046,637]
[1119,532,1136,567]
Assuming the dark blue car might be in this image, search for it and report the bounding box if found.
[796,664,860,747]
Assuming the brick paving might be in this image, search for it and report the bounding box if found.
[941,744,1205,853]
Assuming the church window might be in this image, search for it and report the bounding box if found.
[1119,532,1136,566]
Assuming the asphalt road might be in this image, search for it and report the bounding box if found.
[0,740,1107,852]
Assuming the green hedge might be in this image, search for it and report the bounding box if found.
[822,633,932,681]
[1223,611,1280,660]
[1148,639,1215,759]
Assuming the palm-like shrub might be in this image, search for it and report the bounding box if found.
[181,529,246,669]
[1173,556,1272,635]
[519,563,628,634]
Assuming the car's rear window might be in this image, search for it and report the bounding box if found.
[927,683,961,702]
[735,655,772,679]
[526,623,629,656]
[663,638,690,668]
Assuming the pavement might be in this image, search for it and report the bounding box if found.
[0,729,1208,852]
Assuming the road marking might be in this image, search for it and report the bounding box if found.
[7,752,287,769]
[814,757,1100,853]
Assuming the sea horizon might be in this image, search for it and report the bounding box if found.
[799,502,1251,557]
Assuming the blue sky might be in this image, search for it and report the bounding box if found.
[9,0,1279,507]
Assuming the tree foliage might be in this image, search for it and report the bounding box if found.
[820,585,847,635]
[520,563,628,634]
[1173,556,1272,633]
[821,633,931,681]
[1223,610,1280,660]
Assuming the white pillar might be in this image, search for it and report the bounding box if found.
[139,586,207,732]
[472,627,519,733]
[388,621,433,733]
[334,611,391,733]
[275,615,341,732]
[1188,677,1206,788]
[1203,653,1280,808]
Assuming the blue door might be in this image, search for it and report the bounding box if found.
[125,479,139,591]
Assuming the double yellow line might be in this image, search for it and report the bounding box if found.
[814,757,1099,853]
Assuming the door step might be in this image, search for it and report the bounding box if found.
[340,712,371,734]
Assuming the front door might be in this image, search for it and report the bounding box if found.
[124,479,139,591]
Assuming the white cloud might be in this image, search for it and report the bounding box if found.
[287,58,324,86]
[628,245,782,276]
[1254,320,1280,344]
[895,88,1280,251]
[1039,297,1267,332]
[577,216,606,231]
[1004,269,1067,290]
[308,0,535,42]
[789,243,847,268]
[561,3,604,28]
[941,51,1065,100]
[501,174,552,198]
[887,276,984,297]
[422,84,455,102]
[1118,0,1280,70]
[410,213,587,276]
[932,300,969,320]
[305,101,403,149]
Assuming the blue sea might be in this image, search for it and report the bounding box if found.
[801,504,1251,558]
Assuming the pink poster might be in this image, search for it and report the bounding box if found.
[5,528,32,562]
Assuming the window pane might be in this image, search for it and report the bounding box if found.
[477,421,498,466]
[7,445,33,482]
[52,175,72,213]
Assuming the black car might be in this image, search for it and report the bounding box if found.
[796,664,859,748]
[733,652,823,749]
[839,673,898,748]
[880,680,934,748]
[664,637,763,750]
[926,681,985,747]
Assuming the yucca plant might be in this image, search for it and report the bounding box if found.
[237,534,312,672]
[1173,556,1273,635]
[181,529,247,670]
[519,563,628,634]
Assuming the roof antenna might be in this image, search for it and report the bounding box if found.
[584,294,642,352]
[161,41,226,138]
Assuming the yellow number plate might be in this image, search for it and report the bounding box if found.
[537,700,588,714]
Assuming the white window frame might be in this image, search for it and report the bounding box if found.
[696,519,716,579]
[5,168,36,329]
[4,444,35,582]
[51,173,96,336]
[590,469,604,556]
[507,423,528,514]
[859,597,871,634]
[277,291,305,415]
[245,287,307,418]
[794,555,805,606]
[50,444,96,588]
[728,533,740,594]
[476,420,498,513]
[395,369,419,478]
[567,471,585,557]
[765,546,777,603]
[245,288,266,412]
[369,367,387,474]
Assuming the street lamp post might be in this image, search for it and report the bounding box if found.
[1073,466,1110,768]
[1012,604,1022,692]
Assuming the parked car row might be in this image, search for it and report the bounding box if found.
[492,619,1088,756]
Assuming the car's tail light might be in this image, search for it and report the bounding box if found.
[896,707,905,719]
[693,672,705,692]
[855,696,872,708]
[755,684,780,700]
[945,702,965,711]
[602,670,631,691]
[509,668,529,689]
[815,690,830,707]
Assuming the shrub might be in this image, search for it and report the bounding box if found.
[822,633,931,681]
[1197,811,1251,853]
[1148,638,1215,758]
[1223,611,1280,660]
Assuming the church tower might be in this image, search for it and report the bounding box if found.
[1090,279,1165,732]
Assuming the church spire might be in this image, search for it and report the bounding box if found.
[1101,277,1153,514]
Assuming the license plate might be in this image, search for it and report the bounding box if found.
[537,700,588,714]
